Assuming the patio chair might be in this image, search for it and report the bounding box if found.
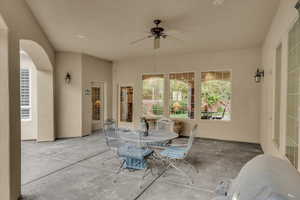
[103,119,128,177]
[156,117,174,132]
[116,130,154,187]
[158,124,198,184]
[103,119,119,151]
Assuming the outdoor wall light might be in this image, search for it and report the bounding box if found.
[254,68,264,83]
[65,72,71,84]
[295,0,300,10]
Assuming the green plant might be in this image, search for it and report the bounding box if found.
[152,104,163,115]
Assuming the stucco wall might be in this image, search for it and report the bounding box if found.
[0,0,55,199]
[82,54,113,135]
[260,0,299,163]
[55,52,83,138]
[113,48,261,143]
[55,52,113,137]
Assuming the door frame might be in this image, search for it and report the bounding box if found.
[90,81,107,131]
[118,84,134,128]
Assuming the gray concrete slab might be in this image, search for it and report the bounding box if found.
[21,131,262,200]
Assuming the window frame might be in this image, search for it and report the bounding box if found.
[141,73,166,118]
[199,69,232,122]
[20,67,32,121]
[285,15,300,169]
[168,71,196,120]
[119,85,134,123]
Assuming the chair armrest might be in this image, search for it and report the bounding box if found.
[170,144,187,148]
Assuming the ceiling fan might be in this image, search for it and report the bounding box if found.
[130,19,179,49]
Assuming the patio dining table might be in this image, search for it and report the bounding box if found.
[117,129,178,169]
[118,129,178,145]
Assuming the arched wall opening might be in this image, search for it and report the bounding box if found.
[20,39,54,142]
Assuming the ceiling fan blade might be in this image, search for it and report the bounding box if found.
[166,35,185,43]
[130,35,152,45]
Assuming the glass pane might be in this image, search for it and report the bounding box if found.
[142,75,164,117]
[200,71,232,120]
[286,19,300,169]
[120,86,133,122]
[92,87,101,120]
[169,72,195,119]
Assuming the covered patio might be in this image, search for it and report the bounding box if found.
[21,132,261,200]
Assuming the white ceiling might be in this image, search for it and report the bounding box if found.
[25,0,279,61]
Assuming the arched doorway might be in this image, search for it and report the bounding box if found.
[19,40,54,142]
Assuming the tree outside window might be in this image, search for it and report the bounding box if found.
[201,71,231,120]
[142,74,164,117]
[169,72,195,119]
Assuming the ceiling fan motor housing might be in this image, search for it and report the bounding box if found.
[150,19,166,38]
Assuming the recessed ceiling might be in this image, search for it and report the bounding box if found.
[25,0,279,61]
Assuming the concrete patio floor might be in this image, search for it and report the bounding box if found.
[21,132,262,200]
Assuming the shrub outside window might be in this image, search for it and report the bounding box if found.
[201,71,231,120]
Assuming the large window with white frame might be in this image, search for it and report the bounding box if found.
[286,18,300,169]
[169,72,195,119]
[200,71,232,120]
[142,74,164,117]
[20,68,31,120]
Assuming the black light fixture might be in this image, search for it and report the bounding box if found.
[65,72,71,84]
[254,68,264,83]
[296,0,300,10]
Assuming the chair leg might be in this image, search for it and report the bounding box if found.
[168,160,194,185]
[183,159,198,174]
[113,159,126,183]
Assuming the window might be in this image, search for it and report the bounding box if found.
[169,72,195,119]
[92,87,101,120]
[120,86,133,122]
[20,68,31,120]
[273,44,282,148]
[201,71,231,120]
[142,74,164,117]
[286,18,300,169]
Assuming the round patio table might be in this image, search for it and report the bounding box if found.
[118,129,178,144]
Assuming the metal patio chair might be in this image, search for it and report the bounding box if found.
[156,117,174,132]
[158,124,198,184]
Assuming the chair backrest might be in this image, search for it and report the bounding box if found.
[185,124,198,155]
[156,117,174,132]
[103,119,119,149]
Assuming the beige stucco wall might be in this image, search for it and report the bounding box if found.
[55,52,83,138]
[113,48,261,143]
[20,52,38,140]
[82,54,113,136]
[55,52,113,137]
[0,0,55,199]
[260,0,299,162]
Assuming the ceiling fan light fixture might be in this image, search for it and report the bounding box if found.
[213,0,225,6]
[154,37,160,49]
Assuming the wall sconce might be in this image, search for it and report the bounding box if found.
[295,1,300,10]
[254,68,264,83]
[65,72,71,84]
